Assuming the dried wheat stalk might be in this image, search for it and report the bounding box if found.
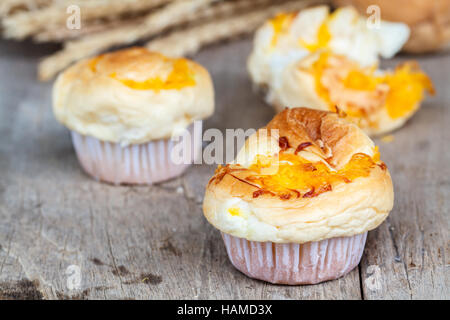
[2,0,173,39]
[38,0,241,80]
[146,0,327,57]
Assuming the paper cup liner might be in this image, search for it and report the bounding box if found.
[70,123,201,185]
[222,232,367,285]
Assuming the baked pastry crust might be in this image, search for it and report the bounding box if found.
[332,0,450,53]
[247,6,434,136]
[269,52,434,136]
[247,6,410,90]
[203,108,394,243]
[53,47,214,145]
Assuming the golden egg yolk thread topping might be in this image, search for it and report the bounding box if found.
[210,143,384,200]
[342,68,379,91]
[269,11,334,51]
[298,9,341,52]
[383,63,434,119]
[310,52,434,122]
[88,55,104,72]
[109,58,196,91]
[228,207,241,217]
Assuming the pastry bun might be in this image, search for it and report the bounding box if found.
[203,107,394,244]
[269,52,434,136]
[53,47,214,145]
[247,6,434,136]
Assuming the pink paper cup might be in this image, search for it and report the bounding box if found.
[222,232,367,285]
[70,123,201,185]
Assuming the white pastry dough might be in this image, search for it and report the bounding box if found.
[248,6,409,89]
[247,6,433,136]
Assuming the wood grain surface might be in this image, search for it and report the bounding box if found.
[0,39,448,300]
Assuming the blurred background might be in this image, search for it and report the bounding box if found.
[1,0,449,81]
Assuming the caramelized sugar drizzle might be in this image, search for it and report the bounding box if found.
[278,136,290,150]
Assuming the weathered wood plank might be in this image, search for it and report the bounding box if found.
[0,38,448,300]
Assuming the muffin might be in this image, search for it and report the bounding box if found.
[268,52,434,136]
[248,6,410,90]
[53,47,214,184]
[203,107,394,284]
[247,6,434,136]
[332,0,450,53]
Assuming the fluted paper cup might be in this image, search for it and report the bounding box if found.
[222,232,367,285]
[70,123,201,185]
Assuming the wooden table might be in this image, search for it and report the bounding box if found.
[0,38,448,300]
